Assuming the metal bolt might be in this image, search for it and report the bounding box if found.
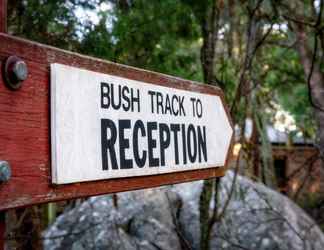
[0,161,11,183]
[2,55,28,90]
[12,60,28,82]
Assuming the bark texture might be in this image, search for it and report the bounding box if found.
[294,25,324,160]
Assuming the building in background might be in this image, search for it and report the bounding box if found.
[232,120,323,202]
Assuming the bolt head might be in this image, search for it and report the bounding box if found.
[0,161,11,183]
[2,56,28,90]
[12,60,28,82]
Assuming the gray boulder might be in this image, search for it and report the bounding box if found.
[43,172,324,250]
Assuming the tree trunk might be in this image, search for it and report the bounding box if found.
[294,25,324,159]
[198,2,221,250]
[199,179,213,250]
[294,23,324,196]
[200,0,220,85]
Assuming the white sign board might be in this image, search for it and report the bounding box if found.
[51,64,233,184]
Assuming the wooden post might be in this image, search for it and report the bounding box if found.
[1,2,7,249]
[0,0,7,33]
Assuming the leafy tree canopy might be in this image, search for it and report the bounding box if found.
[7,0,317,138]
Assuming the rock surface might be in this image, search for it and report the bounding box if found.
[43,172,324,250]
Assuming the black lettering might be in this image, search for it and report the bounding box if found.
[179,96,186,116]
[198,126,207,162]
[170,124,180,164]
[187,124,197,163]
[133,120,147,167]
[171,95,179,116]
[159,123,170,166]
[147,122,159,166]
[156,92,164,114]
[119,120,133,169]
[101,119,118,170]
[181,124,187,164]
[111,83,122,110]
[196,99,203,118]
[122,86,130,111]
[101,82,110,109]
[164,94,172,115]
[190,97,196,117]
[131,88,140,112]
[148,90,155,113]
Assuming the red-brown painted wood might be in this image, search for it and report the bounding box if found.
[0,0,6,241]
[0,0,7,33]
[0,33,234,211]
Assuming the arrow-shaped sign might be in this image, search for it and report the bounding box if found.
[51,64,233,184]
[0,33,233,210]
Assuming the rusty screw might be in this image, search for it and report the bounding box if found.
[0,161,11,183]
[2,55,28,90]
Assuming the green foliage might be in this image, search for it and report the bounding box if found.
[215,58,237,101]
[80,0,202,81]
[8,0,101,50]
[263,46,315,137]
[7,0,317,138]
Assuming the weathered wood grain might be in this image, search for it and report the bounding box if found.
[0,2,7,248]
[0,33,234,211]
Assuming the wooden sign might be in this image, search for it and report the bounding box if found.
[51,64,233,184]
[0,33,233,211]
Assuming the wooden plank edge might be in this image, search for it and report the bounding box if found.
[1,167,226,211]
